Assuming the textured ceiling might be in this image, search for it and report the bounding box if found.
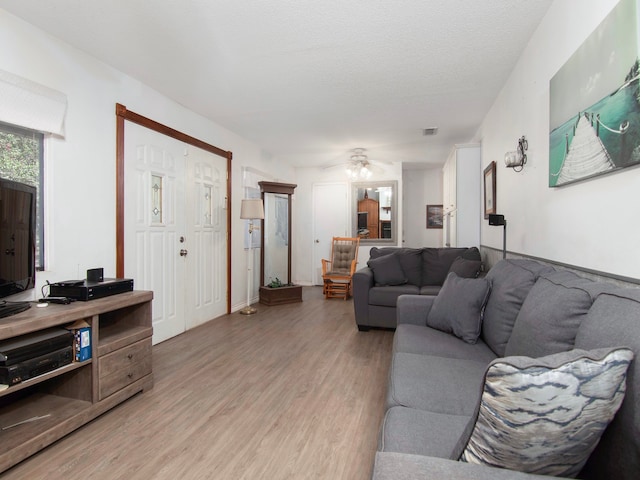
[0,0,553,168]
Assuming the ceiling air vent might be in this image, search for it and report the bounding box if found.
[423,127,438,136]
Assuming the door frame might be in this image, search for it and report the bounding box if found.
[115,103,232,313]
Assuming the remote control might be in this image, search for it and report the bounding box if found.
[40,297,73,304]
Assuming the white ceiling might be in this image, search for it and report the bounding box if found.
[0,0,553,168]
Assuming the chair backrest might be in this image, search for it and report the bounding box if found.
[330,237,360,270]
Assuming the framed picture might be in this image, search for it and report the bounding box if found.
[549,0,640,187]
[484,161,496,219]
[426,204,443,229]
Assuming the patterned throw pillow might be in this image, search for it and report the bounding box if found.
[456,347,633,478]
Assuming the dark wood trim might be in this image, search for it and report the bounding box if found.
[258,181,297,195]
[115,106,125,278]
[258,182,297,286]
[115,103,233,313]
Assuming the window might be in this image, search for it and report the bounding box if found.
[0,122,44,269]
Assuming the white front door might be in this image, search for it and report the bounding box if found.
[312,183,348,285]
[184,145,227,329]
[125,123,186,343]
[124,123,228,344]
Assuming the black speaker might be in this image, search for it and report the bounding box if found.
[87,268,104,282]
[488,214,506,226]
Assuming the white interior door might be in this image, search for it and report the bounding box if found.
[125,123,186,343]
[312,183,348,285]
[184,145,227,329]
[124,124,228,344]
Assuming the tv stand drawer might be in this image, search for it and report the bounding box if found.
[99,338,152,400]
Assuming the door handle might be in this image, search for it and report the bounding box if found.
[180,249,188,257]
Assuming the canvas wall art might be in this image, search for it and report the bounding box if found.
[549,0,640,187]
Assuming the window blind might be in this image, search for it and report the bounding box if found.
[0,69,67,137]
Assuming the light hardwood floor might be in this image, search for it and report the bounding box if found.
[3,287,394,479]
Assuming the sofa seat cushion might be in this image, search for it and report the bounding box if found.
[379,406,470,457]
[369,285,419,307]
[456,347,633,478]
[372,453,560,480]
[387,352,487,415]
[419,285,441,295]
[427,273,491,344]
[505,270,608,358]
[482,259,554,357]
[393,324,497,363]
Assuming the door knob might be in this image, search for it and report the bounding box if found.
[180,249,188,257]
[315,239,319,243]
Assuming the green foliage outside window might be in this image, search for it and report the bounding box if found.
[0,129,40,188]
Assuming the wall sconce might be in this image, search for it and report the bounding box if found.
[488,214,507,259]
[504,136,528,172]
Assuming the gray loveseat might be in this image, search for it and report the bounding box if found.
[353,247,482,330]
[374,259,640,479]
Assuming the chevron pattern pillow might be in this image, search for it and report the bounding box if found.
[456,347,633,478]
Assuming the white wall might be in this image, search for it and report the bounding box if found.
[0,9,294,308]
[293,163,403,285]
[402,167,443,248]
[477,0,640,279]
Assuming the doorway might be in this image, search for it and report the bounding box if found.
[311,183,348,285]
[116,104,231,344]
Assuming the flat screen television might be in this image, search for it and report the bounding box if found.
[0,178,36,299]
[357,211,368,230]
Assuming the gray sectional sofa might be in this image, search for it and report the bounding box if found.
[353,246,482,330]
[373,259,640,480]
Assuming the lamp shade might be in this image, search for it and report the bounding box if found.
[240,198,264,220]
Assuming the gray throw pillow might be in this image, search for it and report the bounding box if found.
[448,256,481,279]
[367,253,407,286]
[453,347,634,478]
[426,272,491,344]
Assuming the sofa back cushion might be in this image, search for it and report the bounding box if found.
[421,247,470,286]
[573,288,640,480]
[505,270,609,358]
[370,247,423,286]
[482,260,554,357]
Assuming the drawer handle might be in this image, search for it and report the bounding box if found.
[127,353,133,360]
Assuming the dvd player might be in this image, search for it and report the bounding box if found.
[0,328,74,366]
[49,278,134,301]
[0,346,73,386]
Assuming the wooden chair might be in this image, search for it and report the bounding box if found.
[321,237,360,300]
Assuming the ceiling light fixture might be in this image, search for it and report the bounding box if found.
[346,148,373,180]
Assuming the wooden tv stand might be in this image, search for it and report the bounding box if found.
[0,291,153,473]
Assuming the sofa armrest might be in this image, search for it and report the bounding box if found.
[372,453,561,480]
[396,295,436,326]
[353,267,374,327]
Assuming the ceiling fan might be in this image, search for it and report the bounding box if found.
[323,148,386,179]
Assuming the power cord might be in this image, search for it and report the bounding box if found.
[41,280,51,299]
